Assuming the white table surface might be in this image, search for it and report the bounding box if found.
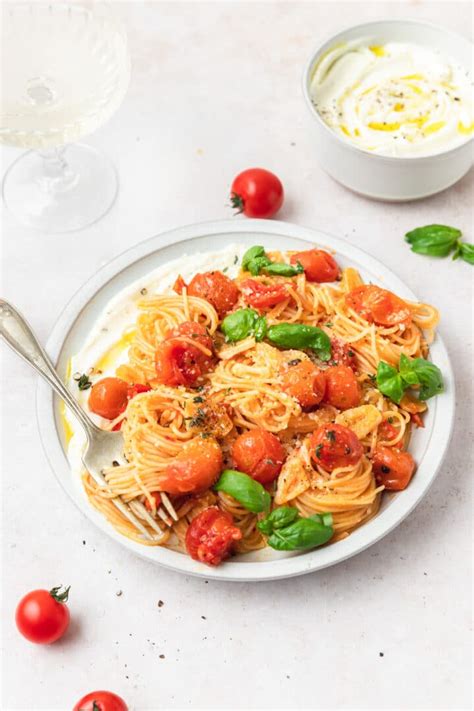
[1,2,472,710]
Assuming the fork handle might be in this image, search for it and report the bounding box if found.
[0,299,100,439]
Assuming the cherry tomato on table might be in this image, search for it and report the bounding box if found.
[290,249,340,283]
[158,437,223,495]
[73,690,128,711]
[310,423,363,472]
[187,271,239,318]
[230,168,284,218]
[232,428,286,484]
[372,446,416,490]
[239,279,289,310]
[323,365,361,410]
[345,285,412,327]
[186,507,242,566]
[155,321,214,387]
[15,585,70,644]
[280,359,326,409]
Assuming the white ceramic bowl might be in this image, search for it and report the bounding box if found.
[302,20,474,201]
[36,219,455,582]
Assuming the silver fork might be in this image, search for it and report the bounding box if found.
[0,299,166,542]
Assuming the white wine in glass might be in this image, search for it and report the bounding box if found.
[0,1,130,232]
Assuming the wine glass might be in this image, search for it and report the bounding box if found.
[0,1,130,232]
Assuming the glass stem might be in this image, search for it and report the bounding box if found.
[37,146,79,194]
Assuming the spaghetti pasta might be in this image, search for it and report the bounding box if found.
[75,244,441,566]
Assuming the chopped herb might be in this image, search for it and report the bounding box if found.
[347,350,355,357]
[112,460,120,467]
[326,322,333,327]
[326,430,336,442]
[315,444,323,459]
[193,396,204,403]
[234,255,238,264]
[75,373,92,391]
[387,417,394,424]
[188,408,207,428]
[222,267,229,273]
[140,287,148,295]
[200,432,212,439]
[287,358,302,367]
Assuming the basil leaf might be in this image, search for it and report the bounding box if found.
[263,262,304,277]
[214,469,271,513]
[267,516,333,551]
[405,224,461,257]
[242,246,266,271]
[257,506,300,535]
[398,353,420,387]
[459,242,474,266]
[254,316,267,342]
[248,255,272,276]
[376,361,404,404]
[409,358,444,400]
[310,512,333,527]
[220,308,258,342]
[267,324,331,361]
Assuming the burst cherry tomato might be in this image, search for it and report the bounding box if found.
[185,507,242,566]
[231,429,286,484]
[345,285,412,327]
[158,437,223,495]
[239,279,289,310]
[187,271,239,317]
[230,168,284,218]
[88,377,129,420]
[330,337,357,370]
[290,249,340,282]
[144,491,162,512]
[73,690,128,711]
[15,586,70,644]
[378,421,403,450]
[310,423,363,472]
[155,322,214,387]
[127,383,152,398]
[372,446,416,490]
[280,360,326,409]
[323,365,361,410]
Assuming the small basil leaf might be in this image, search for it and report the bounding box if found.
[405,225,461,257]
[257,506,300,535]
[376,361,404,404]
[220,308,258,342]
[409,358,444,400]
[214,469,271,513]
[254,316,267,342]
[267,324,331,361]
[459,242,474,266]
[247,255,272,276]
[242,246,266,271]
[398,353,420,387]
[267,516,333,551]
[263,262,304,277]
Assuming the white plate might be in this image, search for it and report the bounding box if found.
[36,219,455,581]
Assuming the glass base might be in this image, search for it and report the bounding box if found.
[2,143,118,232]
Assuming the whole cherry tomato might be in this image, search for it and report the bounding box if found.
[323,365,361,410]
[280,359,326,409]
[290,249,340,282]
[187,271,239,317]
[310,423,363,472]
[15,585,70,644]
[345,285,412,327]
[158,437,223,494]
[73,690,128,711]
[372,446,416,490]
[231,168,284,218]
[239,279,289,310]
[89,377,129,420]
[232,429,286,484]
[185,507,242,566]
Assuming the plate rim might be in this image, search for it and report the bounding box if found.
[36,218,455,581]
